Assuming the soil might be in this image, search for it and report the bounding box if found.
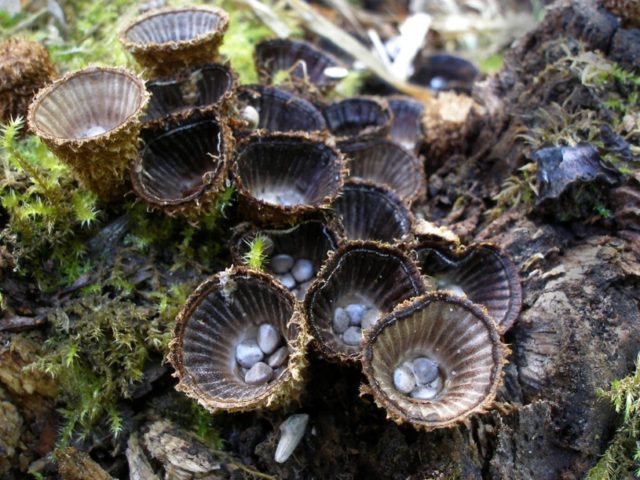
[1,0,640,479]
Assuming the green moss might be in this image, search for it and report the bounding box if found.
[587,353,640,479]
[0,118,100,291]
[27,294,169,444]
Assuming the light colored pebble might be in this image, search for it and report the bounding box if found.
[257,323,281,355]
[292,259,314,282]
[268,346,289,368]
[235,339,264,368]
[323,66,349,79]
[410,385,439,400]
[342,326,362,346]
[413,357,439,385]
[361,309,380,331]
[393,366,416,394]
[346,304,367,325]
[245,361,273,385]
[275,413,309,463]
[332,307,350,334]
[271,254,294,274]
[429,76,447,91]
[277,273,296,290]
[241,105,260,129]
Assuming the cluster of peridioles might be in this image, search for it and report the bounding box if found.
[25,4,523,453]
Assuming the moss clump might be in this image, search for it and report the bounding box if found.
[0,117,100,291]
[28,293,175,444]
[587,353,640,479]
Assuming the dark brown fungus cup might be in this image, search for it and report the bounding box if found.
[169,267,310,412]
[0,37,57,124]
[338,139,426,205]
[361,292,505,430]
[304,241,426,363]
[27,66,148,200]
[131,112,232,219]
[235,85,327,136]
[410,54,479,94]
[387,96,426,153]
[255,38,345,90]
[231,133,345,225]
[323,97,392,143]
[333,181,414,244]
[120,7,229,77]
[143,64,237,126]
[414,242,522,333]
[230,215,342,301]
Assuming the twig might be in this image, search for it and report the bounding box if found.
[284,0,432,102]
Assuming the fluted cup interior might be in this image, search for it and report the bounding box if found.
[235,135,342,208]
[364,294,503,428]
[30,69,145,141]
[134,117,224,203]
[178,272,300,407]
[124,9,224,45]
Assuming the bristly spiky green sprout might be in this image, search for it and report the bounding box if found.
[587,352,640,480]
[242,233,273,271]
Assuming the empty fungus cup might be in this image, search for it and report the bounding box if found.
[338,139,426,205]
[232,133,345,224]
[27,66,149,199]
[334,181,414,244]
[387,96,426,153]
[131,111,232,219]
[143,63,237,125]
[410,54,479,94]
[235,85,327,136]
[361,292,505,430]
[120,7,229,77]
[255,38,345,90]
[323,97,392,143]
[305,241,426,363]
[169,267,310,412]
[414,242,522,333]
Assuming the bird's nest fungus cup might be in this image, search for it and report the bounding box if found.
[231,216,342,301]
[143,63,238,126]
[0,36,57,124]
[120,6,229,77]
[387,96,426,153]
[169,267,310,412]
[231,133,345,225]
[27,66,148,199]
[131,111,232,219]
[305,241,426,363]
[361,292,506,430]
[334,181,415,244]
[415,242,522,333]
[255,38,346,90]
[338,139,426,205]
[235,85,327,136]
[323,97,392,144]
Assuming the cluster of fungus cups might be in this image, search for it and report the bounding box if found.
[24,1,524,432]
